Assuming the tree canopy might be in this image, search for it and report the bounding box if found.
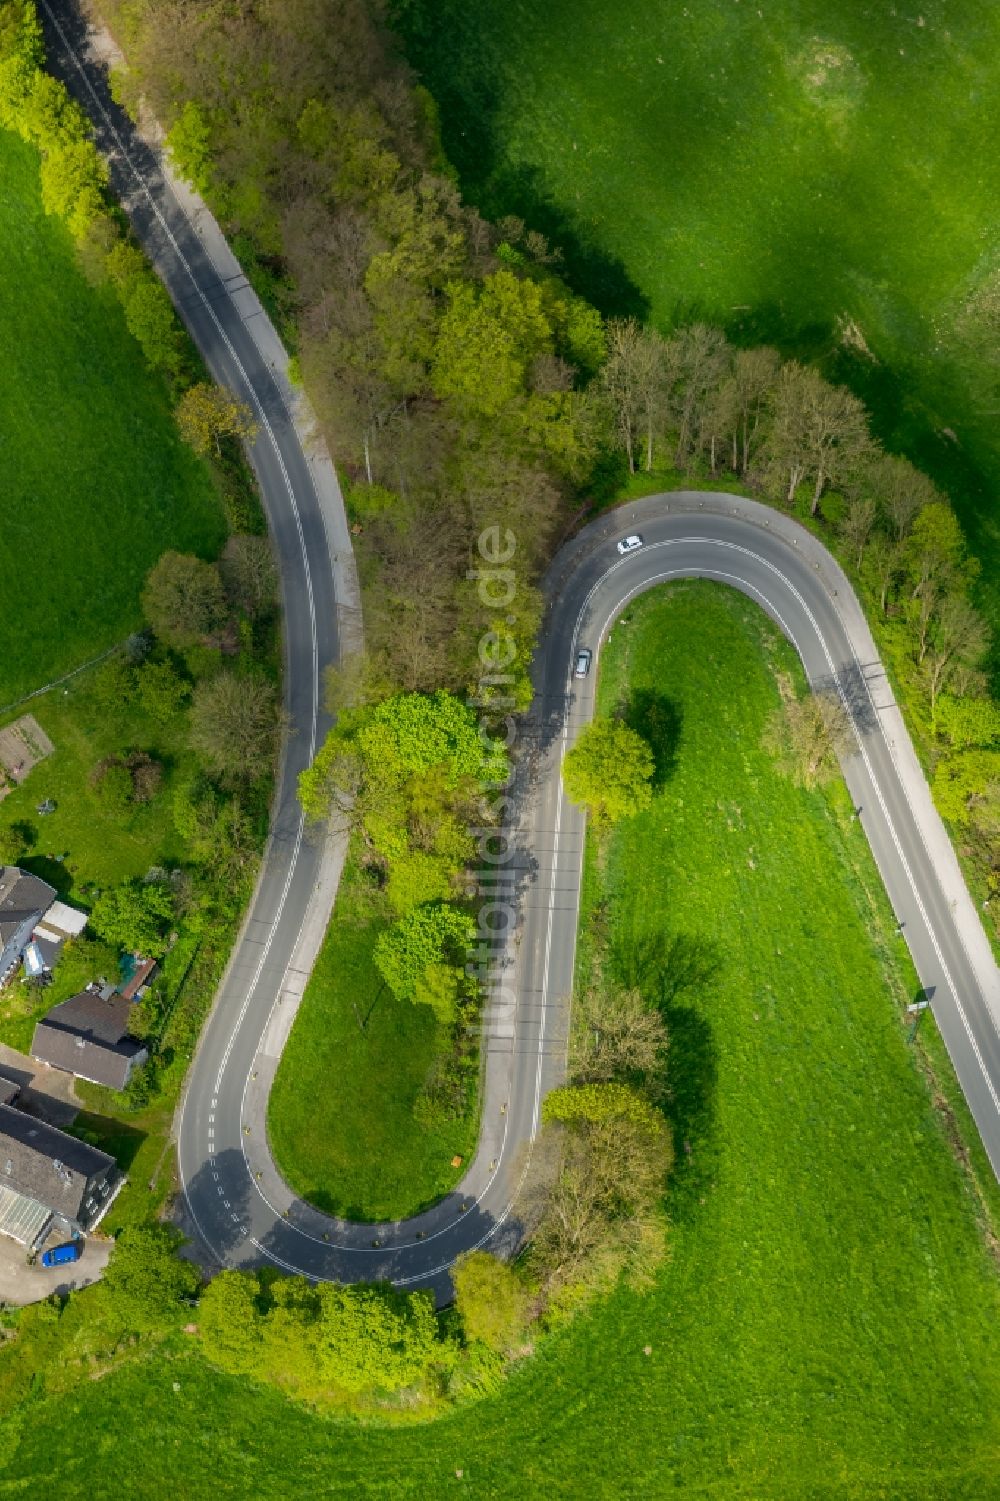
[563,719,654,828]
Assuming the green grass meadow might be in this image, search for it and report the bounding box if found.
[267,852,478,1220]
[394,0,1000,639]
[6,582,1000,1497]
[0,129,225,703]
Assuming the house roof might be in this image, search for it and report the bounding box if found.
[38,900,87,939]
[120,958,157,1002]
[0,866,56,922]
[0,1075,20,1107]
[32,989,146,1091]
[0,1103,115,1220]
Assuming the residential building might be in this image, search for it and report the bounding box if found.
[0,866,87,985]
[32,986,148,1091]
[0,1103,123,1249]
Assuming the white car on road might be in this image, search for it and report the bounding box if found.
[617,534,644,555]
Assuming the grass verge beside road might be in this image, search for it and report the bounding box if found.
[267,850,478,1221]
[0,128,225,704]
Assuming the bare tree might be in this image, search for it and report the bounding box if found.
[600,319,667,474]
[727,345,782,474]
[864,532,904,615]
[663,324,732,468]
[220,535,278,618]
[764,363,871,511]
[839,496,877,570]
[570,985,668,1088]
[922,595,988,713]
[764,688,856,789]
[859,451,942,539]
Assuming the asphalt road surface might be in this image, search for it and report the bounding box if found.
[42,4,1000,1303]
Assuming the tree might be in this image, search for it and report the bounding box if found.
[142,552,227,649]
[137,658,191,723]
[220,534,278,618]
[89,878,174,957]
[542,1081,665,1131]
[936,695,1000,751]
[933,749,1000,825]
[570,983,668,1087]
[660,323,732,469]
[839,496,876,569]
[725,345,781,474]
[527,1091,673,1296]
[314,1283,442,1393]
[563,720,654,829]
[858,451,941,539]
[189,669,279,786]
[903,502,971,606]
[432,268,553,417]
[373,902,475,1022]
[198,1269,261,1376]
[102,1225,200,1329]
[176,383,259,457]
[764,690,855,790]
[763,362,870,511]
[921,594,987,714]
[452,1252,528,1352]
[600,319,667,474]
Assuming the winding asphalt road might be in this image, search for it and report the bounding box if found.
[42,4,1000,1303]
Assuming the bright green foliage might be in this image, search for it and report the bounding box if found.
[89,878,175,958]
[175,382,259,458]
[432,269,552,415]
[166,99,213,194]
[314,1283,442,1393]
[199,1269,448,1402]
[935,695,1000,751]
[933,750,1000,826]
[542,1080,664,1132]
[563,718,654,827]
[105,241,187,379]
[374,902,474,1022]
[197,1269,260,1369]
[137,659,191,723]
[101,1225,200,1330]
[453,1252,528,1352]
[358,690,507,784]
[903,502,972,592]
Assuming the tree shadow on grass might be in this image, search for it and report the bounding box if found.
[618,690,682,791]
[610,929,723,1223]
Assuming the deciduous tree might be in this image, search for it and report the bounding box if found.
[142,552,227,650]
[176,383,260,458]
[452,1252,528,1352]
[189,669,279,786]
[563,719,654,828]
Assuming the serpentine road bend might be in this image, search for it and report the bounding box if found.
[43,5,1000,1304]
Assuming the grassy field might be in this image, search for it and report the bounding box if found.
[6,582,1000,1498]
[394,0,1000,638]
[0,129,225,704]
[267,851,478,1220]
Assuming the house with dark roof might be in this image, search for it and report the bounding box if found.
[31,986,148,1091]
[0,1103,123,1248]
[0,865,57,986]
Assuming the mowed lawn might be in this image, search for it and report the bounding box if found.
[0,129,224,703]
[9,582,1000,1499]
[394,0,1000,636]
[267,852,477,1221]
